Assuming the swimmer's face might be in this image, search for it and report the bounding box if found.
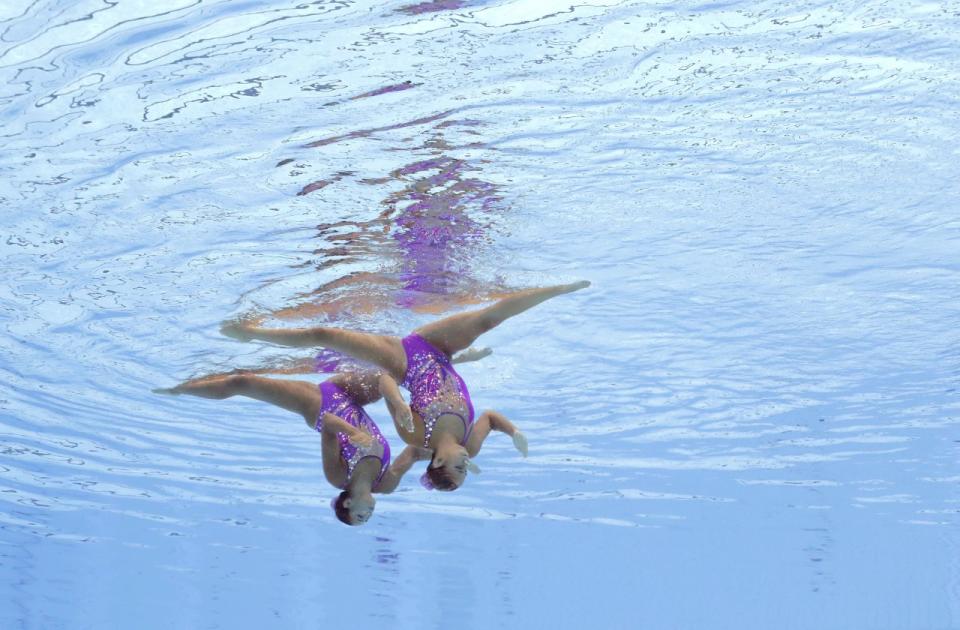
[447,452,468,487]
[345,495,376,525]
[433,447,469,489]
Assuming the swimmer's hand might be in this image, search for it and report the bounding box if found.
[484,410,525,456]
[452,346,492,364]
[348,430,374,450]
[395,402,415,433]
[379,372,414,432]
[512,430,528,457]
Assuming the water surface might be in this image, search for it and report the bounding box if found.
[1,0,959,628]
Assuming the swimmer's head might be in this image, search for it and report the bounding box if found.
[331,490,376,526]
[422,445,470,491]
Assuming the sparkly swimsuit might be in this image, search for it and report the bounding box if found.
[316,381,391,489]
[400,334,476,448]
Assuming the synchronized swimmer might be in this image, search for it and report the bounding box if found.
[161,281,589,525]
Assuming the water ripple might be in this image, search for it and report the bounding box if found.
[2,0,959,627]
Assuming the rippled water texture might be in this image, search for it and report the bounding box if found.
[2,0,959,627]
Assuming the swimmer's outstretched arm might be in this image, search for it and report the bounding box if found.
[158,374,320,426]
[465,410,528,458]
[375,445,432,494]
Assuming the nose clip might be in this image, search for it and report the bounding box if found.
[465,458,481,474]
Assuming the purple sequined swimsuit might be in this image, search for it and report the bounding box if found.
[316,381,391,489]
[400,334,475,448]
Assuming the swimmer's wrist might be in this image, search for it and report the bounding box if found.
[487,410,515,434]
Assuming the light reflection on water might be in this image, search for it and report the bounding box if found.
[2,0,959,627]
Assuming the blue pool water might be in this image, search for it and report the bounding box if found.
[2,0,959,628]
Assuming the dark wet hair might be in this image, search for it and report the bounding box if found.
[332,490,359,526]
[425,462,460,491]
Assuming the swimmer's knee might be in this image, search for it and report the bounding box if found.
[231,373,254,392]
[477,310,498,333]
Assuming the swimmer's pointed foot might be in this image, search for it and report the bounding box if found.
[512,430,529,457]
[565,280,591,293]
[163,375,237,399]
[452,346,493,363]
[220,317,262,342]
[152,386,180,396]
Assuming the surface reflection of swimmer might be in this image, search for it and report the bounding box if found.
[259,135,513,374]
[274,136,508,323]
[223,282,590,491]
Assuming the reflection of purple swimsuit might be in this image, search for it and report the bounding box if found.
[316,381,390,489]
[400,334,475,448]
[391,156,499,309]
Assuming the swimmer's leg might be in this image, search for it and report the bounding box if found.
[223,322,406,381]
[414,281,590,356]
[163,374,321,426]
[452,346,492,363]
[235,358,318,375]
